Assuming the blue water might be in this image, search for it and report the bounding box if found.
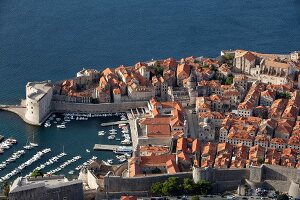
[0,0,300,182]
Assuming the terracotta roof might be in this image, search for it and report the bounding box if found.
[166,159,180,174]
[146,124,171,137]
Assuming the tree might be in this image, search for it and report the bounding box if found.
[1,182,10,198]
[31,169,44,178]
[223,54,234,61]
[191,196,200,200]
[277,194,289,200]
[161,177,181,196]
[194,180,212,195]
[183,178,195,194]
[224,74,234,85]
[151,182,163,195]
[257,158,264,165]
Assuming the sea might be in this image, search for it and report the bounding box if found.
[0,0,300,182]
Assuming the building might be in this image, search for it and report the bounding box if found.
[25,81,53,125]
[9,176,83,200]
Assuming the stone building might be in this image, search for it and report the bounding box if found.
[25,81,53,125]
[9,176,83,200]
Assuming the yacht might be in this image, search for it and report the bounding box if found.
[120,139,132,145]
[68,170,75,175]
[109,125,117,132]
[113,146,133,154]
[57,124,66,129]
[108,135,115,140]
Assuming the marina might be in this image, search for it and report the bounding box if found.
[0,111,132,182]
[0,110,134,183]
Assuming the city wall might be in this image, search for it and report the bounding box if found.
[97,164,300,199]
[51,101,148,113]
[103,172,193,193]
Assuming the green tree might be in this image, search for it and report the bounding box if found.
[31,169,44,178]
[223,54,234,61]
[191,196,200,200]
[151,182,163,195]
[161,177,181,196]
[1,182,10,198]
[183,178,195,194]
[194,180,212,195]
[277,194,289,200]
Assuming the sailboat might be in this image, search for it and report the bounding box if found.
[29,134,38,147]
[23,138,33,150]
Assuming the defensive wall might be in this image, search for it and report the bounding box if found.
[94,164,300,199]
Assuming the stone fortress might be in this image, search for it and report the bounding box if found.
[79,162,300,199]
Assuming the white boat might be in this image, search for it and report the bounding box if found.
[29,143,38,147]
[108,135,115,140]
[68,170,74,175]
[113,146,133,154]
[109,132,117,135]
[118,123,127,128]
[116,138,121,141]
[118,158,127,163]
[86,149,90,153]
[57,125,66,129]
[109,125,117,132]
[120,139,132,145]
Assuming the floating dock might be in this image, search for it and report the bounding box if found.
[93,144,132,151]
[100,120,129,126]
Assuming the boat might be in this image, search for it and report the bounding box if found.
[68,170,74,175]
[118,123,127,128]
[108,135,115,140]
[120,139,132,145]
[116,138,121,141]
[56,124,66,129]
[86,149,90,153]
[113,146,133,154]
[109,125,117,132]
[98,132,105,136]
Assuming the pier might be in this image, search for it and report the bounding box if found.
[93,144,132,151]
[100,120,129,126]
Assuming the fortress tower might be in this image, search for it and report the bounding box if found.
[25,81,53,125]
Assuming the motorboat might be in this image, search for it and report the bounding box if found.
[113,146,132,154]
[86,149,90,153]
[108,135,115,140]
[29,142,38,147]
[57,124,66,129]
[120,139,132,145]
[68,170,74,175]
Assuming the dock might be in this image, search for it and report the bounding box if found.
[100,120,129,126]
[93,144,132,151]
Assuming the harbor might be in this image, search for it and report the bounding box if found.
[0,111,133,183]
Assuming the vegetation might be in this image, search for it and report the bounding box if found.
[257,158,264,165]
[31,169,44,178]
[191,196,200,200]
[277,91,291,99]
[225,74,234,85]
[222,53,234,61]
[151,64,164,77]
[277,193,289,200]
[1,182,10,198]
[150,177,212,196]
